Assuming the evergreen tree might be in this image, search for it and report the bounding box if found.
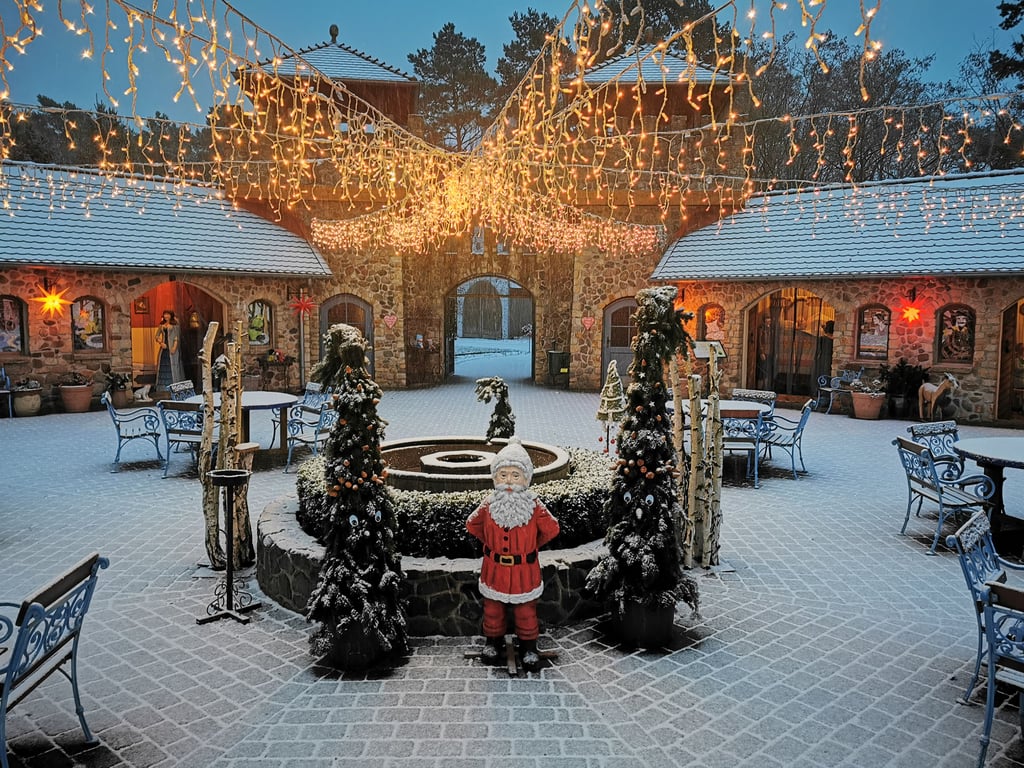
[475,376,515,441]
[596,360,626,453]
[991,0,1024,82]
[586,286,699,617]
[306,323,407,669]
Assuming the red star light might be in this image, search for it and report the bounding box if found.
[902,306,921,323]
[31,284,72,317]
[289,295,316,316]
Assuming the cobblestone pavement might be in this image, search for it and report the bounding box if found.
[3,371,1024,767]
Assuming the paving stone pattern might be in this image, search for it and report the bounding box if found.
[3,366,1024,766]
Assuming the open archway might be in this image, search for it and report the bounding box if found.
[444,276,534,381]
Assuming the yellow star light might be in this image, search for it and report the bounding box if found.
[901,306,921,323]
[31,284,73,317]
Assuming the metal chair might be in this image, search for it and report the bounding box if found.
[284,402,339,472]
[976,580,1024,767]
[168,380,196,401]
[721,410,766,488]
[761,399,814,479]
[271,382,327,445]
[947,511,1024,707]
[157,400,208,477]
[893,436,994,554]
[731,388,777,417]
[908,420,963,476]
[100,393,163,472]
[0,366,10,419]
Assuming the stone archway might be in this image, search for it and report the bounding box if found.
[445,276,535,381]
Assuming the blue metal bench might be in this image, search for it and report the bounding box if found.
[284,402,339,473]
[271,382,328,445]
[893,436,994,555]
[946,511,1024,707]
[908,420,964,476]
[975,580,1024,767]
[100,392,163,472]
[1,553,109,768]
[815,367,864,414]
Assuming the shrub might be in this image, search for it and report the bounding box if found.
[295,447,613,558]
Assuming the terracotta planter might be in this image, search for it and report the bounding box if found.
[12,390,42,417]
[59,384,94,413]
[850,391,885,420]
[611,601,675,649]
[110,389,132,409]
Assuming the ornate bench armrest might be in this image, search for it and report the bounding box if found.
[939,472,995,500]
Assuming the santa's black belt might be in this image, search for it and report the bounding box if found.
[483,546,538,566]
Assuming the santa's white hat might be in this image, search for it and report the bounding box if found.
[490,437,533,485]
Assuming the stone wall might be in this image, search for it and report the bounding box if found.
[257,497,605,636]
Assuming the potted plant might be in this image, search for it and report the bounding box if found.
[103,371,133,409]
[848,377,887,419]
[880,359,930,418]
[12,378,43,417]
[59,370,94,413]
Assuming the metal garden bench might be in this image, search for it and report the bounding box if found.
[947,510,1024,707]
[271,382,328,445]
[284,401,339,473]
[100,392,163,472]
[908,420,964,476]
[1,553,109,768]
[815,367,864,414]
[893,436,994,554]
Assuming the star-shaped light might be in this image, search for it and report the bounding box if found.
[289,295,315,317]
[31,284,72,317]
[902,306,921,323]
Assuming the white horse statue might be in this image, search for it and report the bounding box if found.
[918,372,960,421]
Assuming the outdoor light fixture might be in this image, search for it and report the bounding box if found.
[30,277,72,317]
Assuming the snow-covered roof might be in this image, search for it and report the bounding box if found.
[582,44,723,86]
[652,171,1024,281]
[0,163,331,277]
[255,38,415,83]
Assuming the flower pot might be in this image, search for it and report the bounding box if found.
[59,384,94,413]
[110,389,132,409]
[850,391,885,420]
[12,390,42,417]
[611,601,675,649]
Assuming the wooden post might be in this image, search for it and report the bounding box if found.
[232,442,259,567]
[704,354,724,567]
[198,322,225,569]
[684,372,704,570]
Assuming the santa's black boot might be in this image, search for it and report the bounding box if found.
[480,636,503,664]
[519,639,540,670]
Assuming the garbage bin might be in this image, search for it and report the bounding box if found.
[547,350,570,389]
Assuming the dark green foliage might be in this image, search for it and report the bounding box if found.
[475,376,515,441]
[305,323,407,668]
[585,286,699,613]
[880,358,930,398]
[297,448,613,558]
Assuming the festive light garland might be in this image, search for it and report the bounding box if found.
[1,0,1021,257]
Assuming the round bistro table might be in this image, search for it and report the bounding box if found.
[185,391,298,451]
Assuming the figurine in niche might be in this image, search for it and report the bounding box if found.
[467,438,559,670]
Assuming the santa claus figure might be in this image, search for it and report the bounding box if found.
[467,438,560,668]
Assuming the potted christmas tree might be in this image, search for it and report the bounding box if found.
[585,286,699,648]
[596,360,626,453]
[305,323,408,670]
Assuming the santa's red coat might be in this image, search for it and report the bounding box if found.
[466,497,560,604]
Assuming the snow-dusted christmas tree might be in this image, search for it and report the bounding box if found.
[596,359,626,453]
[475,376,515,441]
[585,286,698,647]
[306,323,408,669]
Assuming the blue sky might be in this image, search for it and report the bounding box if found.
[4,1,1017,123]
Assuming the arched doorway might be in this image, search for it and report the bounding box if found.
[444,276,534,381]
[998,298,1024,420]
[602,297,637,385]
[320,294,374,376]
[746,288,835,397]
[131,282,225,393]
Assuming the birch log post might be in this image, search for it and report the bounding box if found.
[669,353,688,563]
[703,355,724,567]
[197,322,225,569]
[232,442,259,567]
[684,373,705,569]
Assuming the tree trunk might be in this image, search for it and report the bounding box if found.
[703,355,724,568]
[685,373,705,569]
[232,441,259,567]
[198,322,225,570]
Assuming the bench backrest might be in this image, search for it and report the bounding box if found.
[947,511,1007,615]
[168,380,196,401]
[893,435,941,489]
[101,392,161,434]
[158,400,203,435]
[731,389,777,415]
[2,554,109,700]
[907,420,960,460]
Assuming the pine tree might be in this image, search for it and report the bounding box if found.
[585,287,699,624]
[596,360,626,453]
[475,376,515,441]
[306,324,408,668]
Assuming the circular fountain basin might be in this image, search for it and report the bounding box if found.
[381,436,570,492]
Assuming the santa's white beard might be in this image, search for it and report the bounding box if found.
[488,484,535,529]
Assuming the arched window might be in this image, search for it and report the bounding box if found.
[855,304,890,360]
[0,295,28,354]
[246,300,273,346]
[71,296,106,351]
[937,304,976,364]
[698,303,726,342]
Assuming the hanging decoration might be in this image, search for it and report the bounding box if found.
[31,281,73,317]
[289,294,315,317]
[901,305,921,323]
[383,314,398,329]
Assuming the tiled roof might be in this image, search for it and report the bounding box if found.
[652,170,1024,281]
[0,163,332,277]
[582,44,722,85]
[255,39,415,83]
